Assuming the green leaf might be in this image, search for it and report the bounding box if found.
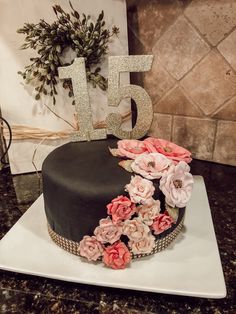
[17,3,115,99]
[89,22,94,32]
[68,90,73,97]
[98,11,104,21]
[35,93,40,100]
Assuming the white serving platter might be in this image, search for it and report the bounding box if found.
[0,176,226,298]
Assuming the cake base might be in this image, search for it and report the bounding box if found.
[0,176,226,298]
[47,216,185,259]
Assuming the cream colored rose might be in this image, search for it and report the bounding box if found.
[129,234,155,254]
[94,216,122,244]
[137,199,161,226]
[122,218,150,242]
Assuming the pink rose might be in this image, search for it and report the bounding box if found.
[125,175,155,205]
[160,161,194,208]
[103,241,131,269]
[94,216,122,244]
[117,139,148,159]
[122,218,150,242]
[151,212,174,235]
[144,138,192,164]
[131,152,172,179]
[129,234,155,254]
[137,200,161,226]
[107,195,136,224]
[79,236,104,261]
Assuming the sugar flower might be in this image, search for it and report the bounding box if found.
[144,138,192,164]
[125,175,155,205]
[107,195,136,224]
[129,234,155,254]
[116,139,148,159]
[131,152,172,179]
[79,236,104,261]
[151,212,174,235]
[103,241,131,269]
[160,161,194,208]
[94,216,122,244]
[122,218,150,242]
[137,199,161,226]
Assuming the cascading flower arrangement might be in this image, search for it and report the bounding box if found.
[17,1,119,105]
[78,138,194,269]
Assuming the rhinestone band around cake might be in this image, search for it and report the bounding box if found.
[48,214,185,260]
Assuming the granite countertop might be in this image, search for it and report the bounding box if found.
[0,160,235,313]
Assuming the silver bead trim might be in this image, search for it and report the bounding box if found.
[47,214,185,260]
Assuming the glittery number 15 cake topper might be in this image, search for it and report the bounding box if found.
[58,55,154,141]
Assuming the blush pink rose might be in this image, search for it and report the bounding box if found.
[117,139,148,159]
[131,152,172,179]
[107,195,136,224]
[137,199,161,226]
[122,218,150,242]
[160,161,194,208]
[144,138,192,164]
[103,241,131,269]
[79,236,104,261]
[94,216,122,244]
[129,234,155,254]
[151,212,174,235]
[125,175,155,205]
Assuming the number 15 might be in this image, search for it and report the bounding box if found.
[58,55,154,141]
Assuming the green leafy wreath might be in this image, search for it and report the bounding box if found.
[17,1,119,105]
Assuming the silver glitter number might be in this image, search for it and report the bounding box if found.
[106,55,154,139]
[58,58,107,141]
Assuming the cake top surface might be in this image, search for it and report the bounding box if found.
[42,138,131,199]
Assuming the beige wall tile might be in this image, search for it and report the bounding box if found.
[154,86,203,117]
[153,16,210,80]
[218,29,236,71]
[213,121,236,166]
[128,26,147,55]
[148,113,172,140]
[213,96,236,121]
[127,0,236,166]
[172,116,216,160]
[181,51,236,115]
[133,0,184,51]
[144,57,176,104]
[185,0,236,46]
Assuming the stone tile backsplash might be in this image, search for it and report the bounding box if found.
[127,0,236,166]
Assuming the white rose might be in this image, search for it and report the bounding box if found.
[131,152,172,179]
[160,161,194,208]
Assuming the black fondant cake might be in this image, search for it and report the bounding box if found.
[42,137,188,268]
[43,139,132,242]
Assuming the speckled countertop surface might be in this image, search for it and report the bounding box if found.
[0,160,235,313]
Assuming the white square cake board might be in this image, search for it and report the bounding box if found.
[0,176,226,298]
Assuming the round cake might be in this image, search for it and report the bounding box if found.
[42,137,193,269]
